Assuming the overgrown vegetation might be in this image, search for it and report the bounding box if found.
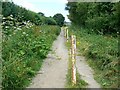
[2,16,60,89]
[2,2,61,90]
[2,2,65,26]
[68,25,119,88]
[65,2,120,36]
[2,2,57,25]
[66,1,119,88]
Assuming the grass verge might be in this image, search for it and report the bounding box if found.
[68,25,119,88]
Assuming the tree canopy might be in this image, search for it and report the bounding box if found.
[2,2,57,25]
[38,12,44,16]
[65,2,119,35]
[53,13,65,27]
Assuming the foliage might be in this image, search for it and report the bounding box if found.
[2,14,61,89]
[53,13,65,27]
[2,2,60,89]
[44,17,57,25]
[68,25,119,88]
[65,2,119,36]
[38,12,44,16]
[2,2,57,25]
[65,2,78,24]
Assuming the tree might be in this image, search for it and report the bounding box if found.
[65,2,78,24]
[65,2,88,26]
[38,12,44,16]
[53,13,65,27]
[65,2,118,35]
[45,17,57,25]
[2,2,54,25]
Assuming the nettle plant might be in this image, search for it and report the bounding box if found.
[2,15,60,89]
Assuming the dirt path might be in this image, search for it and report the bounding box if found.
[27,29,68,88]
[76,55,101,88]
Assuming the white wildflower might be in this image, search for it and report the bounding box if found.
[14,27,17,29]
[17,27,21,30]
[19,26,22,28]
[3,17,6,19]
[24,22,27,24]
[5,26,9,29]
[26,34,28,36]
[23,32,26,35]
[2,22,6,24]
[10,14,13,17]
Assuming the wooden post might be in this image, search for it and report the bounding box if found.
[71,35,76,85]
[66,28,68,42]
[64,27,66,37]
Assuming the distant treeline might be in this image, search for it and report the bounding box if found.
[65,2,120,35]
[2,2,65,26]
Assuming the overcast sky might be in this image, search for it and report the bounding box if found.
[12,0,70,22]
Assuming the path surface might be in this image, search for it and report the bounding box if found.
[27,28,100,88]
[76,55,101,88]
[27,29,68,88]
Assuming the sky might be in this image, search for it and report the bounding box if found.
[12,0,70,22]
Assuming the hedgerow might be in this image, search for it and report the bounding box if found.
[2,11,60,90]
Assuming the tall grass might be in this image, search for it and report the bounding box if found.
[68,25,119,88]
[2,25,61,89]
